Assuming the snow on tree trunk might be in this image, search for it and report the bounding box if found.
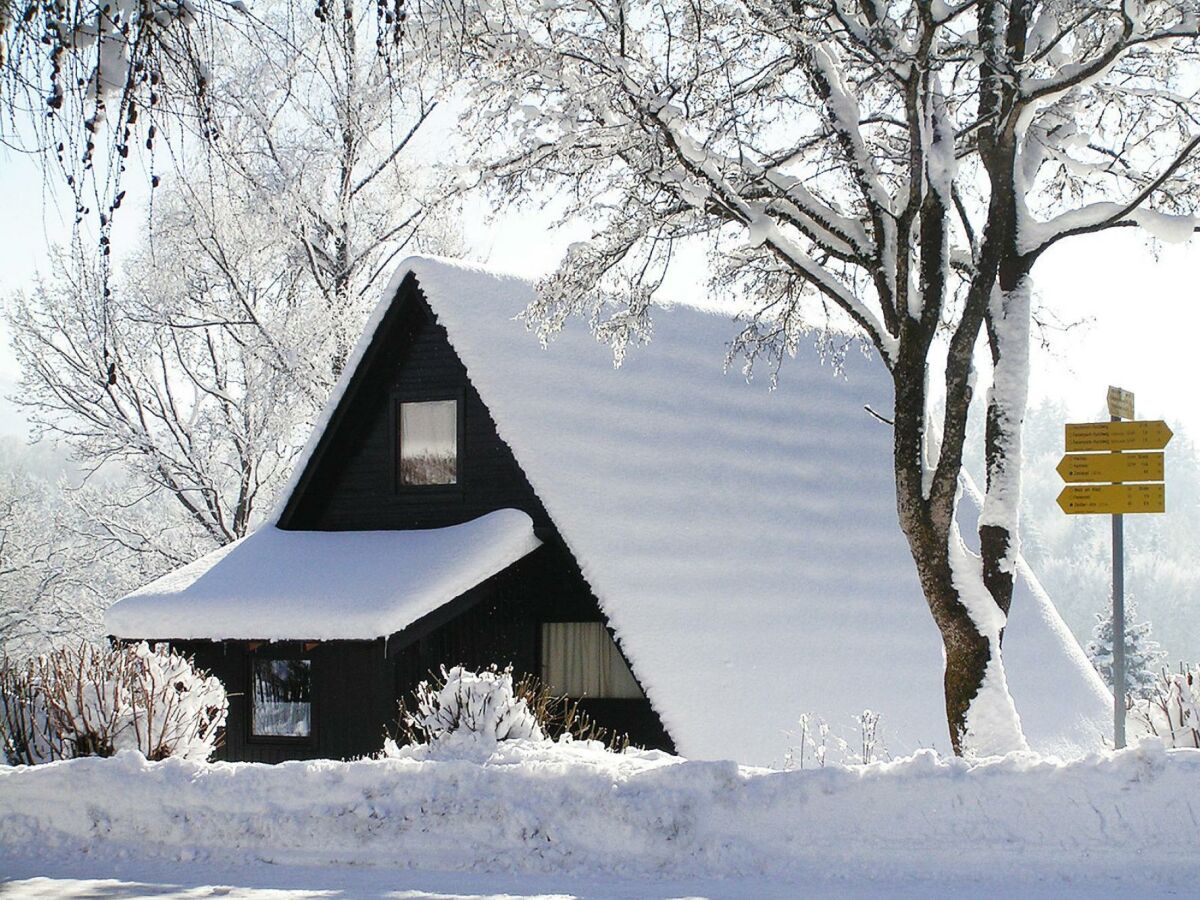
[949,528,1029,758]
[980,277,1032,626]
[893,424,1028,756]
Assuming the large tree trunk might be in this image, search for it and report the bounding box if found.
[975,0,1035,641]
[895,488,994,755]
[891,311,1028,756]
[893,457,1029,754]
[903,0,1036,752]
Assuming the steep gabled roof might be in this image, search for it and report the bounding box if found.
[266,256,1107,764]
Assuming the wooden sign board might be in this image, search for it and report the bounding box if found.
[1107,386,1135,420]
[1057,483,1165,515]
[1065,420,1173,452]
[1056,451,1164,484]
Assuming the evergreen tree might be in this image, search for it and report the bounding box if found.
[1086,600,1167,701]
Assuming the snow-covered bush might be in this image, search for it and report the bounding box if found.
[0,642,227,764]
[401,665,545,747]
[391,665,628,753]
[121,643,229,760]
[0,656,69,765]
[1131,663,1200,749]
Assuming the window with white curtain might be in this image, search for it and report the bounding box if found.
[398,399,458,485]
[540,622,644,699]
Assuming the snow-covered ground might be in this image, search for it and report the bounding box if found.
[2,740,1199,898]
[3,857,1191,899]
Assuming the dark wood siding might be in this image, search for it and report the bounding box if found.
[175,638,394,764]
[283,284,552,534]
[392,551,674,753]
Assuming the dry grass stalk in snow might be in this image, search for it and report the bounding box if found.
[1131,662,1200,749]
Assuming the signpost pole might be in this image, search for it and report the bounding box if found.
[1105,386,1133,751]
[1111,439,1126,750]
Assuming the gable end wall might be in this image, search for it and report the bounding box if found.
[284,280,553,534]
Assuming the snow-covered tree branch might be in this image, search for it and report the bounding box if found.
[0,0,437,338]
[196,4,458,371]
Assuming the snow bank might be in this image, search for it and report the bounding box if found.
[105,510,541,641]
[2,744,1199,887]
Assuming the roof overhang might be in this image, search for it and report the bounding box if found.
[105,509,541,642]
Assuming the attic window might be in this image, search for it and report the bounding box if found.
[398,399,458,486]
[541,622,644,699]
[251,659,312,739]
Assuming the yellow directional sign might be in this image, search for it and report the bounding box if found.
[1056,451,1164,484]
[1057,483,1165,516]
[1065,420,1173,452]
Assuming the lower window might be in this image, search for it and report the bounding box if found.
[541,622,644,699]
[251,659,313,738]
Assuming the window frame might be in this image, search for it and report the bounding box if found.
[245,650,317,746]
[391,388,465,495]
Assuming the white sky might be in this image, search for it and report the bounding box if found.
[3,139,1199,443]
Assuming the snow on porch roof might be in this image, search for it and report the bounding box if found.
[105,509,541,642]
[304,256,1105,765]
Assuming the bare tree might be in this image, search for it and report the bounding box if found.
[199,2,455,370]
[7,200,310,549]
[0,445,117,655]
[1,1,429,372]
[4,4,458,573]
[0,466,101,654]
[0,446,219,657]
[429,0,1200,754]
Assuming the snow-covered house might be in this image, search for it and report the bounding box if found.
[106,257,1110,765]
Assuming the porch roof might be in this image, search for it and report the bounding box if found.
[105,508,540,641]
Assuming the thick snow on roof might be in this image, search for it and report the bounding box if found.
[105,509,541,641]
[381,257,1109,764]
